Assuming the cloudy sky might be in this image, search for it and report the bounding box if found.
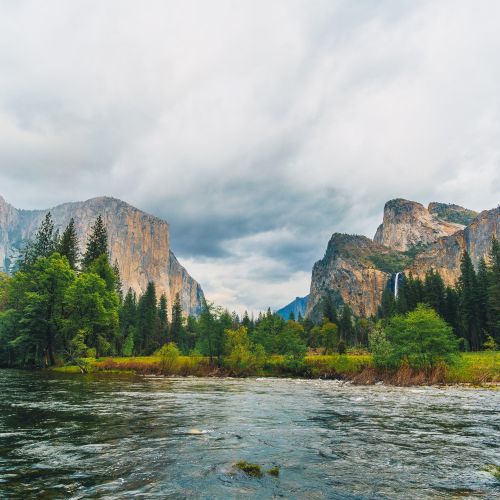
[1,0,499,313]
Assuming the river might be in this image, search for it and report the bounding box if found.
[0,370,499,499]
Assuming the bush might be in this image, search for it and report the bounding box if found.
[224,327,266,376]
[378,304,459,370]
[157,342,180,373]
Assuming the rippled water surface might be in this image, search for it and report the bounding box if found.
[0,370,499,499]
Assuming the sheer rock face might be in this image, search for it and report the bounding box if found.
[306,200,498,319]
[0,196,204,316]
[306,234,392,320]
[373,198,464,251]
[406,207,500,286]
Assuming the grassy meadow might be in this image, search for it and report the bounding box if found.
[51,351,500,386]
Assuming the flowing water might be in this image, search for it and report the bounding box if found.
[0,370,499,499]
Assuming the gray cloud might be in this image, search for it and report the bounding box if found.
[1,0,499,313]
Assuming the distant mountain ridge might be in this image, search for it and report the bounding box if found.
[0,195,204,316]
[276,295,309,320]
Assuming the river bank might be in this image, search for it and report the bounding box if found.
[51,351,500,387]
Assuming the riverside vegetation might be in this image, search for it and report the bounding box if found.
[0,213,499,385]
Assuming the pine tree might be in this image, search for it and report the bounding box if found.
[19,212,58,270]
[57,218,79,270]
[457,251,481,350]
[423,269,446,318]
[170,293,184,351]
[323,293,338,323]
[487,237,500,342]
[158,293,169,345]
[82,215,108,269]
[476,257,490,338]
[119,288,137,355]
[112,260,123,301]
[137,282,158,354]
[339,304,354,345]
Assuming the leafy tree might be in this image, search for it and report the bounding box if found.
[9,253,75,366]
[64,271,119,358]
[157,342,180,373]
[320,321,339,354]
[57,218,79,270]
[381,304,459,369]
[273,320,307,359]
[82,215,108,269]
[224,326,266,376]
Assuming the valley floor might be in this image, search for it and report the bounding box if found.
[51,351,500,387]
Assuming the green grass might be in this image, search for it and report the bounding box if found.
[368,252,412,274]
[52,352,499,386]
[446,351,499,384]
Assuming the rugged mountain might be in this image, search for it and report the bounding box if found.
[373,198,464,251]
[276,295,309,320]
[305,234,399,319]
[407,206,500,286]
[0,195,204,316]
[306,199,497,320]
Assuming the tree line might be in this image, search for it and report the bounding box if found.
[0,213,498,369]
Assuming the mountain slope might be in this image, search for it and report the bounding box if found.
[276,295,309,320]
[0,195,204,316]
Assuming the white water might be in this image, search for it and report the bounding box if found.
[394,271,402,299]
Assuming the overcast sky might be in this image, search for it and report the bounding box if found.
[1,0,499,313]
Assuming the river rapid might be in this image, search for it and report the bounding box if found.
[0,370,499,499]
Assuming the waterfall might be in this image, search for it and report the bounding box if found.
[394,272,402,299]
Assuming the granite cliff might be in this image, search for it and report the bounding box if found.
[407,206,499,286]
[306,198,497,319]
[373,199,464,251]
[0,195,204,316]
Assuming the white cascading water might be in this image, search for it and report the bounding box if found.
[394,272,402,299]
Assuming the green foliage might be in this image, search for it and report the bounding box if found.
[431,205,478,226]
[379,304,459,370]
[368,252,411,274]
[157,342,180,373]
[224,326,266,376]
[369,325,395,369]
[57,218,79,270]
[18,212,59,271]
[82,215,108,269]
[483,335,498,351]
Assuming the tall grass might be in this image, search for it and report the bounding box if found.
[53,352,499,386]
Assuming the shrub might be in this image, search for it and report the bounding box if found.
[157,342,180,373]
